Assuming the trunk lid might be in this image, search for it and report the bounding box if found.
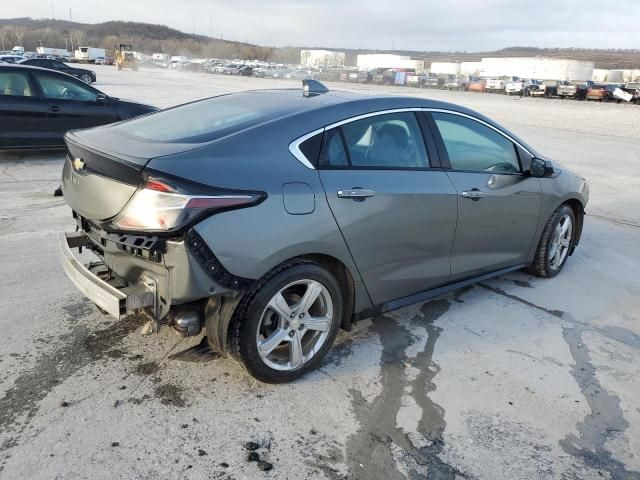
[62,128,195,221]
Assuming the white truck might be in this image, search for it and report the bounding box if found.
[505,78,541,96]
[11,46,24,56]
[486,76,519,93]
[36,47,70,59]
[75,47,107,63]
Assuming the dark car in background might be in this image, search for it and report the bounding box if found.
[18,57,97,84]
[0,64,158,149]
[59,81,588,383]
[0,55,24,64]
[621,82,640,104]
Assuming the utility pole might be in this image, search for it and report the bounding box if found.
[209,15,213,38]
[69,8,72,21]
[51,0,55,19]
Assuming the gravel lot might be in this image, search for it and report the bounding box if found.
[1,66,639,480]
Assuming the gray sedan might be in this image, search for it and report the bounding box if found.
[59,81,589,383]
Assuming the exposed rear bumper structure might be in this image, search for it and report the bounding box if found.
[59,232,156,319]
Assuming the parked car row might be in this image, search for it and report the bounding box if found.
[193,60,640,105]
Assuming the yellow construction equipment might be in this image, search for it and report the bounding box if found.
[115,44,138,71]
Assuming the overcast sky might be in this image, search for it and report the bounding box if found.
[4,0,640,51]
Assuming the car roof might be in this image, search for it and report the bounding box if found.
[65,83,537,159]
[0,63,79,77]
[0,63,102,91]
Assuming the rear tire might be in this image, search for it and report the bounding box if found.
[528,205,576,278]
[230,260,343,383]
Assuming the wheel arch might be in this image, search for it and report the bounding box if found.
[562,197,585,253]
[207,253,360,355]
[529,196,585,263]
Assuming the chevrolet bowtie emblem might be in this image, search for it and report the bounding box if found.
[73,157,86,171]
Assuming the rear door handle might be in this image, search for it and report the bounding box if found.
[461,189,487,201]
[49,105,60,112]
[337,189,376,199]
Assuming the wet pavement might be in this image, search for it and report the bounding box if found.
[1,69,639,479]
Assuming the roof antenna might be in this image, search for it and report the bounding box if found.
[302,79,329,97]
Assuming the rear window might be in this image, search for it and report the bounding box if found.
[114,92,301,143]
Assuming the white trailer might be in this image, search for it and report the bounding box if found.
[36,47,70,58]
[75,47,107,63]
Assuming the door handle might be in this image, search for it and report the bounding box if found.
[461,189,487,201]
[337,189,376,199]
[49,105,60,112]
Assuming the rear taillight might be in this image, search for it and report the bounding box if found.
[109,177,265,233]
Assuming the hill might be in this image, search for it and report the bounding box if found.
[1,17,639,69]
[0,17,275,60]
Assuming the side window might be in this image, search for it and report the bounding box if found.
[34,72,97,102]
[341,112,428,168]
[432,112,521,173]
[51,61,67,69]
[319,128,348,167]
[0,72,33,97]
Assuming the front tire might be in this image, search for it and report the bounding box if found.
[529,205,576,278]
[231,261,343,383]
[81,73,92,84]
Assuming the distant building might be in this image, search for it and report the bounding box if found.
[593,69,640,82]
[430,62,460,75]
[480,57,594,81]
[300,49,345,67]
[460,61,483,75]
[356,54,424,71]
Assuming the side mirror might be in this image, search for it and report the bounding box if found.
[96,93,108,104]
[529,157,555,178]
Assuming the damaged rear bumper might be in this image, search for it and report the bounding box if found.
[59,232,157,319]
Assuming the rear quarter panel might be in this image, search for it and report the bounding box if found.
[146,120,372,311]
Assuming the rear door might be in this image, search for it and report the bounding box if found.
[318,110,458,306]
[427,111,541,278]
[0,68,49,148]
[31,70,117,139]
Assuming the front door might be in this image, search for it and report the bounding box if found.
[428,111,542,278]
[31,70,117,143]
[318,111,458,306]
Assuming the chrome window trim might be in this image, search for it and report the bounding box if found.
[288,127,324,169]
[324,108,423,130]
[288,107,533,170]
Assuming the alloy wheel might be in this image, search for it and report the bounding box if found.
[549,214,572,270]
[256,279,333,371]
